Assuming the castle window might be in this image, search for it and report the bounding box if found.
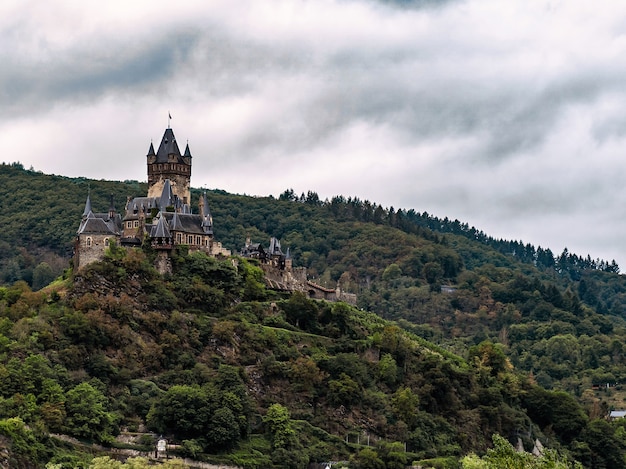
[176,233,182,243]
[204,237,208,246]
[127,221,132,229]
[196,236,201,245]
[134,221,139,228]
[187,235,193,244]
[86,237,92,247]
[104,238,109,247]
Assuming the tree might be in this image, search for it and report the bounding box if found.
[32,262,55,291]
[523,387,588,444]
[382,264,402,282]
[580,419,626,468]
[468,341,511,378]
[206,407,240,450]
[378,353,398,386]
[64,382,114,441]
[263,403,295,450]
[351,447,385,469]
[146,385,213,439]
[391,387,419,427]
[461,434,579,468]
[282,291,319,332]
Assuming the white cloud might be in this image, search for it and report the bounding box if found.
[2,0,626,265]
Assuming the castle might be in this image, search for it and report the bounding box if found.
[74,126,230,273]
[74,125,356,304]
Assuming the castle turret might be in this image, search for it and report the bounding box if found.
[108,194,116,220]
[199,192,213,235]
[147,128,191,204]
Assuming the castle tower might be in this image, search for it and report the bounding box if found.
[146,127,192,205]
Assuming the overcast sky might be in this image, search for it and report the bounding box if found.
[2,0,626,266]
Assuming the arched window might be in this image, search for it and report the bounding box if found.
[86,237,92,247]
[104,238,109,246]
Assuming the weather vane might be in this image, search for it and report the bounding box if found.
[168,112,172,129]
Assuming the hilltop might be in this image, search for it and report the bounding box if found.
[1,163,626,466]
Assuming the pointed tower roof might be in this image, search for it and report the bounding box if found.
[170,211,184,231]
[184,143,192,158]
[151,215,171,238]
[269,237,283,256]
[200,192,213,234]
[201,192,211,217]
[155,128,182,163]
[82,194,92,218]
[147,142,156,157]
[159,179,173,210]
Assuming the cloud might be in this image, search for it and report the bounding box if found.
[2,0,626,265]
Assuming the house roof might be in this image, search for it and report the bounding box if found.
[160,212,208,235]
[77,211,121,235]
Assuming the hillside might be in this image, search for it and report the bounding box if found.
[1,164,626,467]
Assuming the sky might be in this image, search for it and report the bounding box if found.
[2,0,626,266]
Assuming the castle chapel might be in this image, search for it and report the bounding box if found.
[74,126,230,271]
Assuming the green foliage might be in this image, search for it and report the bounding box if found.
[263,403,295,450]
[577,419,626,468]
[147,372,249,452]
[64,382,114,442]
[460,434,580,468]
[5,166,626,466]
[32,262,56,291]
[523,387,588,444]
[147,385,213,439]
[89,456,189,468]
[0,417,51,465]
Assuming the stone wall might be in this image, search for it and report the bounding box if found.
[75,234,116,270]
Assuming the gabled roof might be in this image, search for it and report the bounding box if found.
[78,211,120,236]
[160,212,208,235]
[155,128,182,163]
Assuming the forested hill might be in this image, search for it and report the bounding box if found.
[0,162,619,288]
[2,162,626,466]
